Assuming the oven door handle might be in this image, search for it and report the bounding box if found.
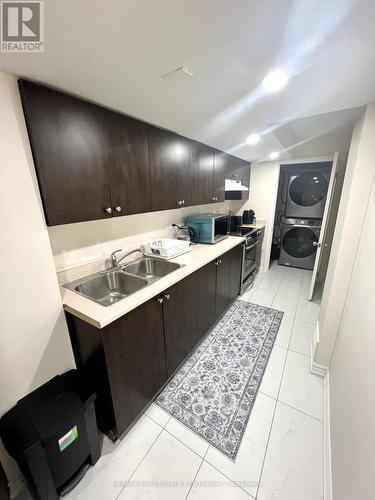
[245,242,258,250]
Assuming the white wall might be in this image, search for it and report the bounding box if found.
[315,104,375,366]
[49,200,242,271]
[239,161,279,272]
[0,73,75,493]
[328,142,375,500]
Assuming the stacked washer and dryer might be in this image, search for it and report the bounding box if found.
[278,164,331,270]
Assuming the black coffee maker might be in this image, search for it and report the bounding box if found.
[243,209,256,224]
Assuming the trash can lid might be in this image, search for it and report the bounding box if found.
[0,371,84,453]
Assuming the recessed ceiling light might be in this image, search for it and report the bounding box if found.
[246,133,261,145]
[261,70,289,93]
[269,151,279,160]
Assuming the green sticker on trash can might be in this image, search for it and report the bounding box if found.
[58,425,78,452]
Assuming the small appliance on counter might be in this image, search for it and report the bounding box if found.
[143,238,191,259]
[172,223,191,242]
[186,213,230,244]
[243,209,256,224]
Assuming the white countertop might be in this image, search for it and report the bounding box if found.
[62,236,245,329]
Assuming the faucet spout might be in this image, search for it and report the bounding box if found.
[110,248,142,268]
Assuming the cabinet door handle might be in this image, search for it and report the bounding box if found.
[182,200,185,205]
[105,207,112,214]
[177,200,183,206]
[218,259,222,264]
[114,206,122,213]
[214,260,219,266]
[157,297,164,304]
[164,294,170,300]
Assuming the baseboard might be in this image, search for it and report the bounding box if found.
[310,338,332,500]
[323,372,333,500]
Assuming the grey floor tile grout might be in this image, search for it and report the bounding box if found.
[255,298,292,499]
[114,425,164,500]
[276,399,324,423]
[202,454,257,499]
[162,425,209,461]
[144,411,171,429]
[184,447,209,500]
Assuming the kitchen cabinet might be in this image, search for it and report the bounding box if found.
[225,154,251,201]
[66,242,243,440]
[195,143,215,205]
[229,243,243,300]
[213,150,227,203]
[19,79,153,225]
[255,228,264,271]
[105,111,152,216]
[19,79,250,225]
[196,260,217,340]
[66,297,167,440]
[162,273,198,376]
[215,250,233,318]
[19,80,113,226]
[149,127,198,211]
[216,245,242,318]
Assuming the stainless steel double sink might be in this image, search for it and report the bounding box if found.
[64,257,183,307]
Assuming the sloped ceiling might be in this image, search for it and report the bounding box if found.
[0,0,374,161]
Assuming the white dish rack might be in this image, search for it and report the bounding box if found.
[143,238,191,259]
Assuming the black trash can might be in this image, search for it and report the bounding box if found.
[0,370,100,499]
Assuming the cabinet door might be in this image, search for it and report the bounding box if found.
[196,143,214,205]
[149,127,195,211]
[19,80,112,226]
[162,273,198,376]
[213,150,228,202]
[102,297,167,437]
[196,260,217,338]
[229,244,243,300]
[225,155,251,201]
[215,252,232,318]
[106,112,152,216]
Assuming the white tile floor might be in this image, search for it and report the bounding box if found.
[66,262,324,500]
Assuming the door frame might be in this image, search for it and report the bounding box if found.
[308,152,339,299]
[263,155,334,274]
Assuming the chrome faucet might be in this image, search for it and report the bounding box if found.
[110,248,142,268]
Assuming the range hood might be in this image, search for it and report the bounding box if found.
[225,179,249,192]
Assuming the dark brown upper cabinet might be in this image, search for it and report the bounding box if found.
[225,154,251,201]
[19,79,250,225]
[148,126,198,211]
[195,143,215,205]
[105,111,151,216]
[213,150,228,203]
[19,80,113,226]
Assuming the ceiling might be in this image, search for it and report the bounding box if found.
[1,0,374,161]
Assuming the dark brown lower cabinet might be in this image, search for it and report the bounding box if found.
[196,260,217,338]
[229,244,243,300]
[66,296,167,440]
[66,243,243,440]
[162,273,198,377]
[215,245,242,318]
[215,252,233,318]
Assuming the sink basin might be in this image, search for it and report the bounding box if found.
[74,271,147,307]
[122,258,181,279]
[64,256,184,307]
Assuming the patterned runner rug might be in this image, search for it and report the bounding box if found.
[155,300,283,460]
